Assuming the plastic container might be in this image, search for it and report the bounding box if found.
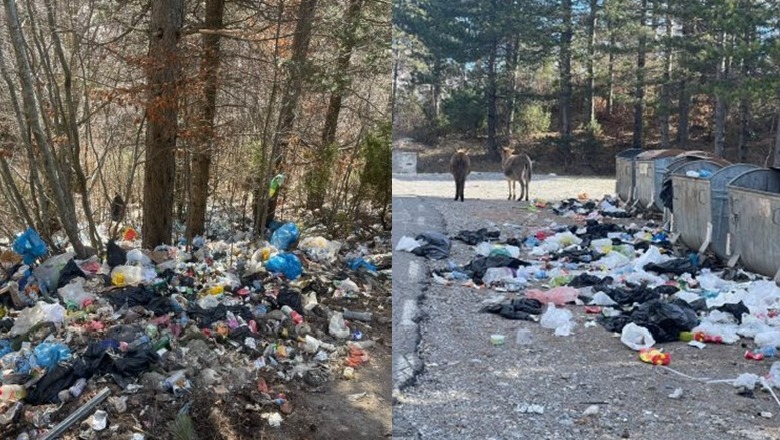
[516,329,532,345]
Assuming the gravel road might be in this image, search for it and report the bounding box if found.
[392,173,780,440]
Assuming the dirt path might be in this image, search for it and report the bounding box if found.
[392,174,780,440]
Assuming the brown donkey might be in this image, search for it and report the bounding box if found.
[500,147,532,201]
[450,149,471,202]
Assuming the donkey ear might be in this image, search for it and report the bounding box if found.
[464,148,470,154]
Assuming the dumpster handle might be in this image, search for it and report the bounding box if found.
[774,208,780,225]
[698,189,708,205]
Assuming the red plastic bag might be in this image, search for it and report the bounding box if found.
[525,287,579,305]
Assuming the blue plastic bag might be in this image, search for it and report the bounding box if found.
[266,253,302,280]
[13,228,48,264]
[0,340,12,358]
[270,223,300,251]
[32,342,71,369]
[347,258,377,272]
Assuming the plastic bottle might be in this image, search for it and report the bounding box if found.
[127,335,151,351]
[281,306,303,325]
[343,310,372,322]
[69,378,87,397]
[0,384,26,401]
[163,371,187,390]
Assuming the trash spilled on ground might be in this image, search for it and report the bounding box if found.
[411,195,780,410]
[0,217,391,439]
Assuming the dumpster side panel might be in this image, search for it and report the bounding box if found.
[709,164,760,259]
[672,176,709,251]
[728,169,780,277]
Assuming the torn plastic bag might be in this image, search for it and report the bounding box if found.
[659,178,674,211]
[13,228,47,265]
[596,285,660,305]
[630,299,699,343]
[33,252,76,292]
[715,301,749,324]
[270,223,300,251]
[106,240,127,269]
[453,228,500,246]
[568,273,612,288]
[57,259,86,289]
[411,232,451,260]
[525,287,580,305]
[480,298,542,320]
[464,255,531,283]
[621,323,656,351]
[277,288,304,315]
[266,253,303,280]
[644,258,699,276]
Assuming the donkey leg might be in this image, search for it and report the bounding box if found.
[507,179,512,200]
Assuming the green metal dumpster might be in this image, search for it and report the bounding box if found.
[727,168,780,278]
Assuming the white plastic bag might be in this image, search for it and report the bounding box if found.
[10,301,66,336]
[57,279,96,305]
[329,313,350,339]
[590,291,617,306]
[540,305,574,336]
[620,323,656,351]
[395,236,422,252]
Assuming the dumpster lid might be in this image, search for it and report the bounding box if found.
[636,149,688,160]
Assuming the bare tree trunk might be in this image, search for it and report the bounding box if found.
[321,0,362,146]
[606,20,615,117]
[559,0,573,149]
[142,0,183,248]
[486,40,500,160]
[259,0,318,233]
[431,57,442,123]
[633,0,647,150]
[659,7,672,149]
[187,0,225,241]
[774,102,780,168]
[586,0,598,126]
[678,20,690,148]
[714,30,726,158]
[506,36,519,137]
[3,0,87,257]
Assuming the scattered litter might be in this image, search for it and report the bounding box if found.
[515,403,545,414]
[668,388,683,399]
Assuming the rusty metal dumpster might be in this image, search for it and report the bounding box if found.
[727,168,780,279]
[670,161,747,257]
[615,149,643,203]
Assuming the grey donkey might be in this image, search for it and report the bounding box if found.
[450,149,471,202]
[500,147,532,201]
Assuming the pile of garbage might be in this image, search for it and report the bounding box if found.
[400,195,780,399]
[0,220,390,439]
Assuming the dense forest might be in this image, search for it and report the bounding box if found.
[0,0,391,255]
[394,0,780,170]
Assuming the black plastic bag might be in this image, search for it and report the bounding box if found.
[464,255,531,283]
[454,228,500,246]
[57,259,85,288]
[480,298,542,320]
[106,240,127,268]
[277,288,304,315]
[629,299,699,343]
[568,273,613,288]
[411,232,451,260]
[644,258,699,276]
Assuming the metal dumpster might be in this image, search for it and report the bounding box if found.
[635,150,715,211]
[727,168,780,278]
[615,149,643,202]
[670,160,736,256]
